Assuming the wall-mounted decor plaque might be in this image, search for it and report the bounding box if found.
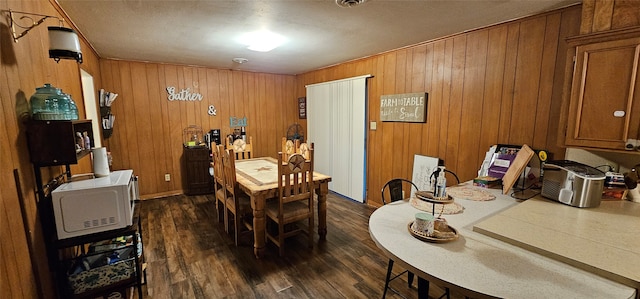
[298,97,307,119]
[380,92,427,122]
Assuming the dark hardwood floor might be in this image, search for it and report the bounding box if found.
[135,192,458,299]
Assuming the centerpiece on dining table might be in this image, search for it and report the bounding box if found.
[409,166,458,243]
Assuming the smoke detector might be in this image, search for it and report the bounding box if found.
[336,0,369,8]
[232,57,248,64]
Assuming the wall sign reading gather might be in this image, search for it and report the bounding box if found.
[380,92,428,122]
[166,86,203,101]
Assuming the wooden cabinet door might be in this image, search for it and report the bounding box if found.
[565,36,640,150]
[27,120,94,166]
[182,146,213,195]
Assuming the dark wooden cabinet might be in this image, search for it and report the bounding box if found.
[182,146,213,195]
[27,119,94,166]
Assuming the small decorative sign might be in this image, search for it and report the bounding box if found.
[166,86,203,101]
[208,105,217,116]
[298,97,307,119]
[380,92,427,122]
[230,116,247,127]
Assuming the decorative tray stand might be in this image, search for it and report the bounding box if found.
[410,191,459,243]
[415,191,454,215]
[408,222,459,243]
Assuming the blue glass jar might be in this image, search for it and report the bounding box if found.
[30,83,79,120]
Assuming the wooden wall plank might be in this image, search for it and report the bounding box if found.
[409,45,426,171]
[458,30,488,181]
[428,41,445,157]
[145,63,164,191]
[478,26,508,161]
[164,65,183,191]
[593,0,615,32]
[581,0,596,34]
[533,14,562,151]
[499,23,520,143]
[158,65,174,191]
[444,36,467,173]
[439,39,454,163]
[417,44,432,157]
[509,18,546,146]
[368,56,384,199]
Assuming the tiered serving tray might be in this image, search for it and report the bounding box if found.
[410,190,459,243]
[415,191,454,204]
[408,221,459,243]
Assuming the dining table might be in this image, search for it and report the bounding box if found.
[234,157,332,258]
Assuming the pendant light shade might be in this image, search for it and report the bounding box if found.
[48,26,82,63]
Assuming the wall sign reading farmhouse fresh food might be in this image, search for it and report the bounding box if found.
[380,92,427,122]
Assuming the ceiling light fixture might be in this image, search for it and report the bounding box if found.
[238,30,286,52]
[5,9,82,63]
[335,0,369,8]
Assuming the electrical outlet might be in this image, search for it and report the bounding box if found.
[165,173,171,181]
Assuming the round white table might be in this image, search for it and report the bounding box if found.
[368,187,636,299]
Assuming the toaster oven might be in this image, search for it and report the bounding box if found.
[541,160,605,208]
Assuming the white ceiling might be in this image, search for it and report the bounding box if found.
[58,0,580,75]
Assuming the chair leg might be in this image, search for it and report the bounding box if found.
[217,200,224,223]
[382,259,394,299]
[437,287,450,299]
[308,214,314,249]
[234,212,241,246]
[223,205,229,234]
[417,277,430,299]
[278,221,285,256]
[408,271,414,288]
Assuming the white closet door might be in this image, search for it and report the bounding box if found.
[307,75,370,203]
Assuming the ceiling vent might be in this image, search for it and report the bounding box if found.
[335,0,369,8]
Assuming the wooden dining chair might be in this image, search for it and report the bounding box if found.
[231,136,253,160]
[265,150,314,256]
[212,145,226,223]
[221,148,253,246]
[282,137,300,161]
[297,142,312,160]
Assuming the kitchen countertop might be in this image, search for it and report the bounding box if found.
[368,182,637,298]
[473,196,640,289]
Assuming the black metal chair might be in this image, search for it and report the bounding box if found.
[381,178,418,298]
[380,178,452,299]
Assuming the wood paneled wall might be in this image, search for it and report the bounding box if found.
[99,60,298,197]
[1,0,101,297]
[6,0,624,297]
[296,6,582,207]
[580,0,640,34]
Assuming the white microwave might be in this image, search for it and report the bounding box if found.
[52,169,139,239]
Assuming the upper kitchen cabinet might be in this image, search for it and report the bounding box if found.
[562,27,640,151]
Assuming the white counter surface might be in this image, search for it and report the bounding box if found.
[473,196,640,288]
[368,183,637,299]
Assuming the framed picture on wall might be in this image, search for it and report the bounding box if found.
[298,97,307,119]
